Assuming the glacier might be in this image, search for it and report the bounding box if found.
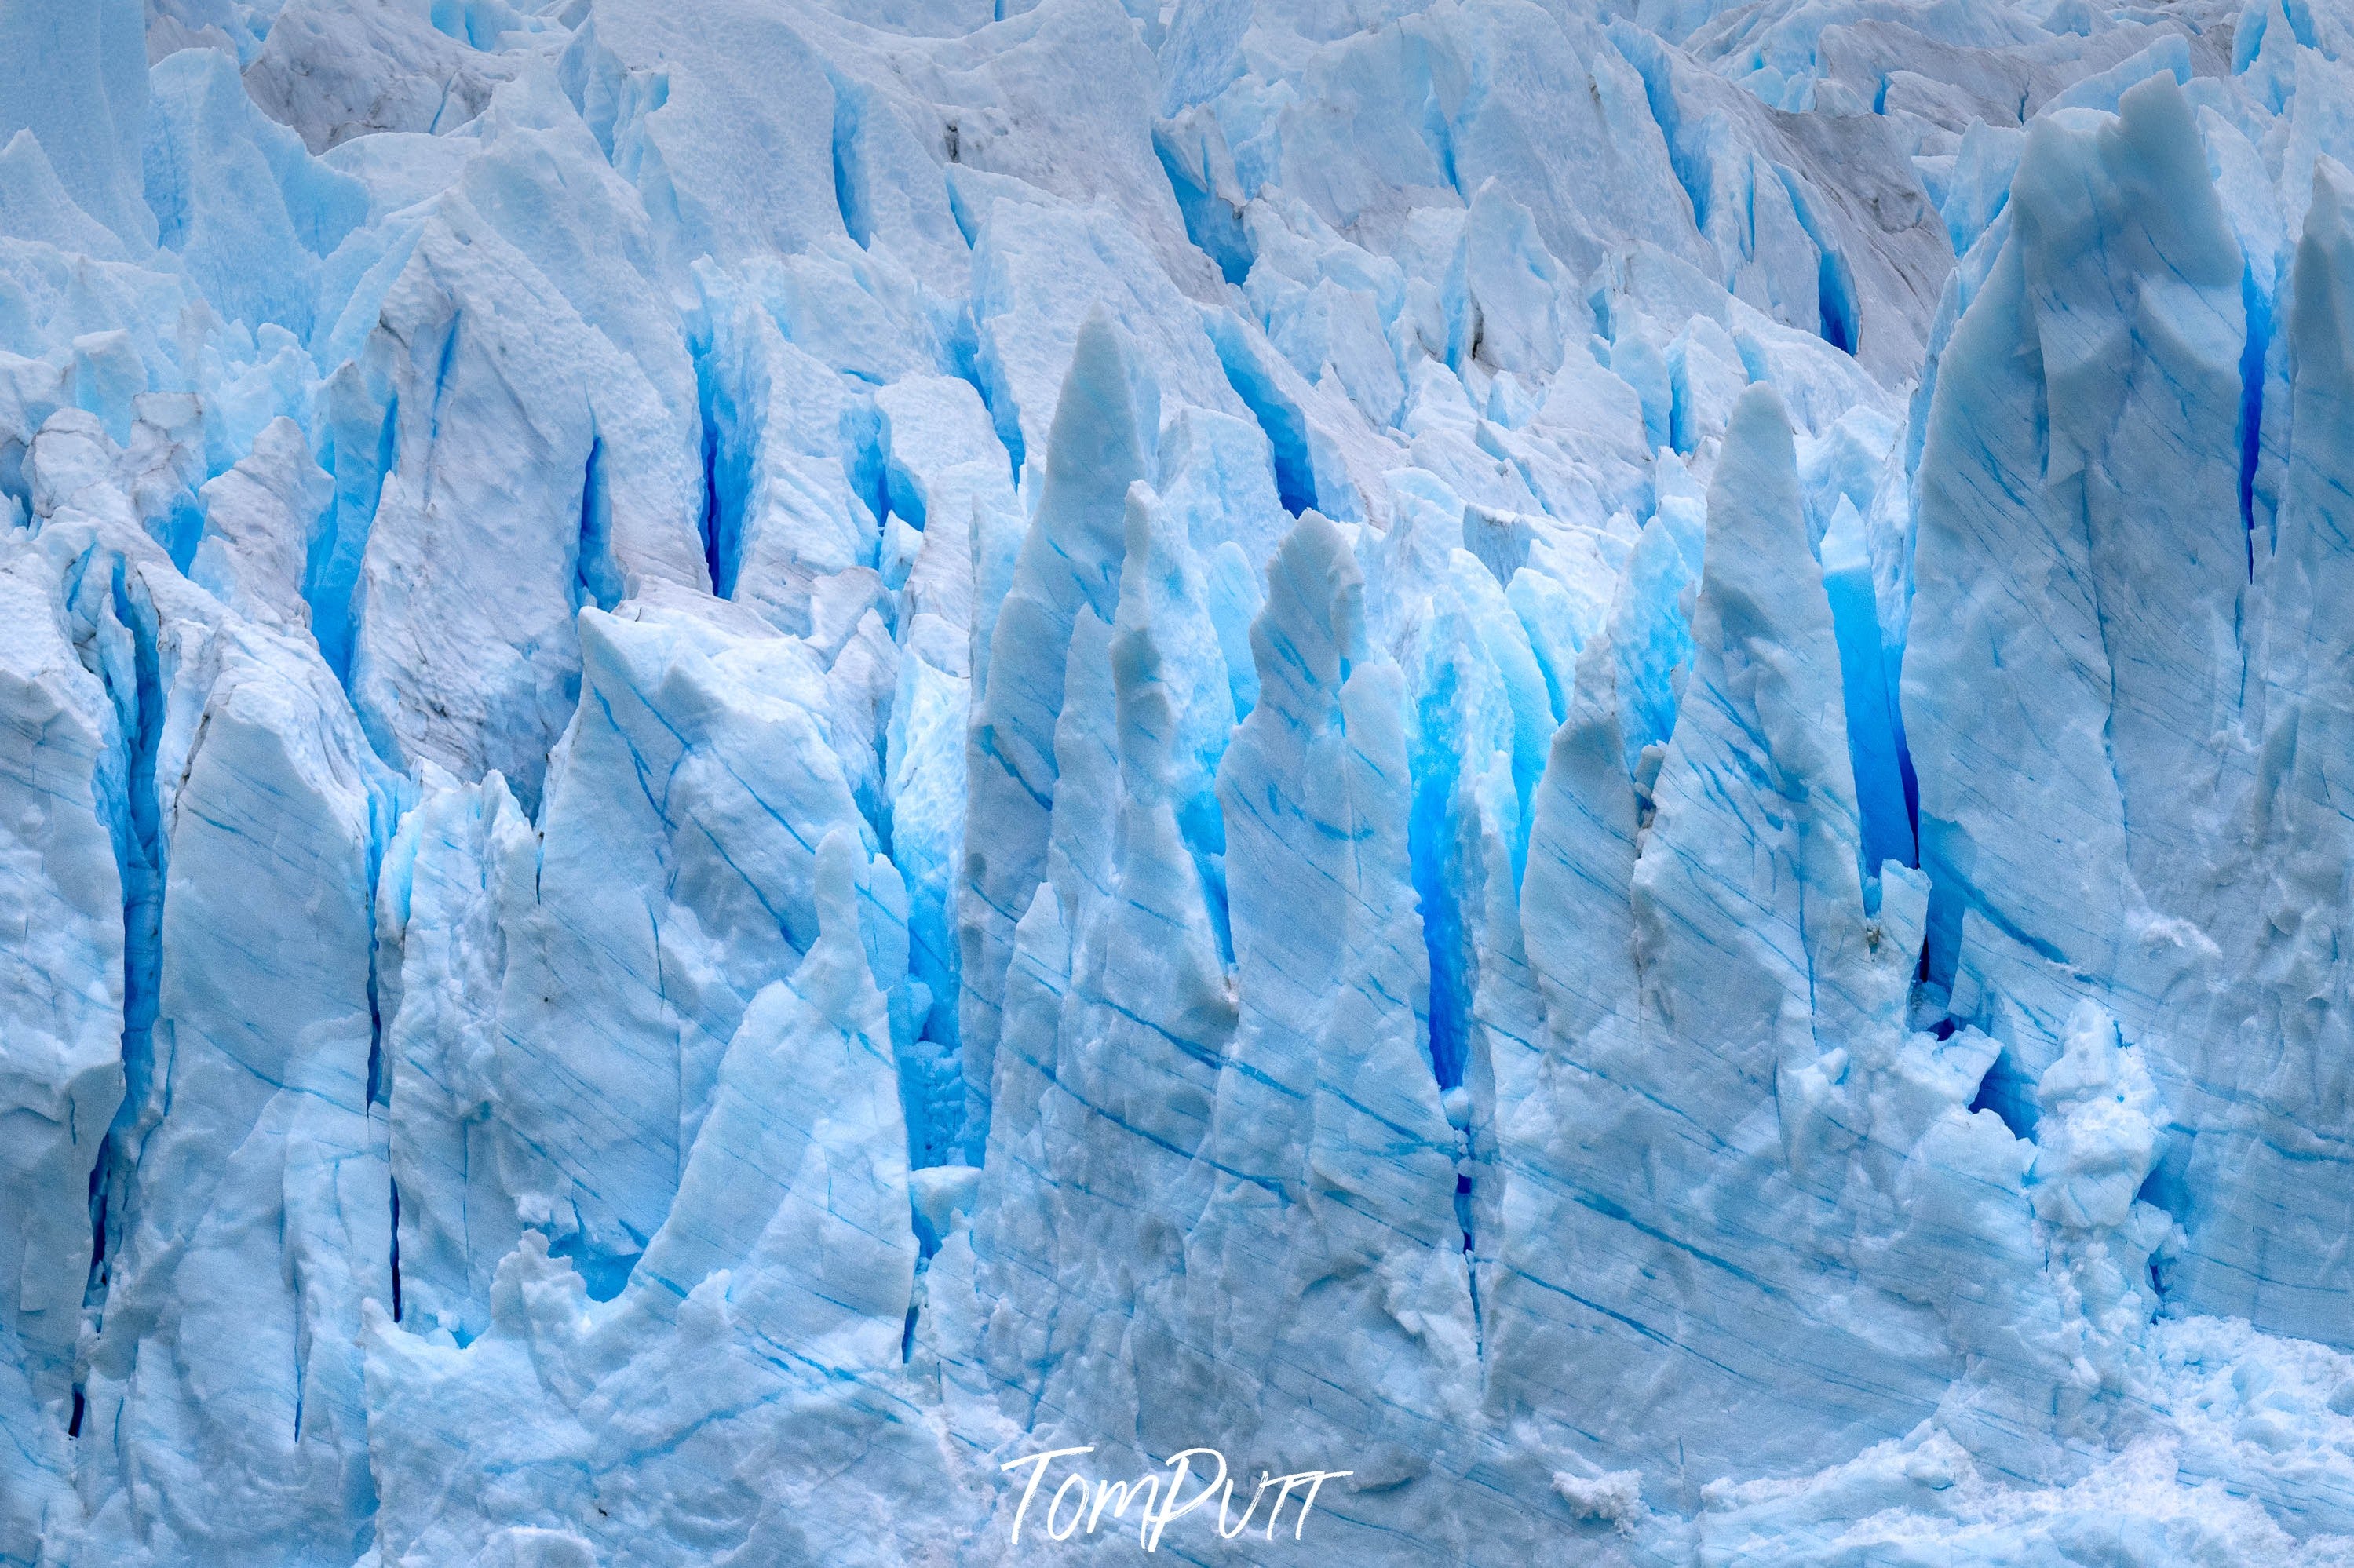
[3,0,2354,1563]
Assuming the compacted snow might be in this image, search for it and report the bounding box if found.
[4,1,2354,1563]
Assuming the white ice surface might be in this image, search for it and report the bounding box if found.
[3,2,2353,1566]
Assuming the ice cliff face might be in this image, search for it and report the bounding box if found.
[3,1,2354,1564]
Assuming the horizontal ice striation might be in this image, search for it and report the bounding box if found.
[5,1,2354,1565]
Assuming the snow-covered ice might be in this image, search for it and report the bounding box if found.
[5,1,2354,1564]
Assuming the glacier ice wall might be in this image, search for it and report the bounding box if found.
[3,2,2354,1565]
